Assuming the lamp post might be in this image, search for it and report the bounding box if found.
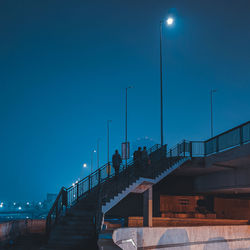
[125,86,133,168]
[210,89,216,137]
[91,149,96,174]
[97,138,101,169]
[107,120,112,164]
[160,17,174,146]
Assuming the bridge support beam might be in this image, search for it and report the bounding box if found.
[143,187,153,227]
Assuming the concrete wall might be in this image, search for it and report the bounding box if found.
[0,219,46,243]
[112,225,250,250]
[214,197,250,220]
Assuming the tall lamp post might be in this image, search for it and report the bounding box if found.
[210,89,216,137]
[125,86,133,168]
[107,120,112,164]
[97,138,101,169]
[160,17,174,146]
[91,149,96,174]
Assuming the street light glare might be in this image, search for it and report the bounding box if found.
[83,163,87,168]
[166,17,174,26]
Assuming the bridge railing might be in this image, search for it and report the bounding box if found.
[205,121,250,156]
[46,187,67,235]
[166,140,204,158]
[46,144,163,234]
[66,144,161,206]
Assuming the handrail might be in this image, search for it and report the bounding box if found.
[45,121,250,236]
[46,187,67,235]
[205,121,250,143]
[46,144,162,235]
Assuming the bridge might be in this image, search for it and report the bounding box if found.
[3,121,250,249]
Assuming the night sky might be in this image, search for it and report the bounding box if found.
[1,0,250,201]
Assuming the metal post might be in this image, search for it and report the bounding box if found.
[77,182,79,202]
[107,120,111,164]
[160,21,164,146]
[125,87,128,168]
[98,168,101,184]
[190,141,193,158]
[210,89,216,137]
[240,126,243,145]
[97,139,100,169]
[91,151,93,174]
[88,176,91,191]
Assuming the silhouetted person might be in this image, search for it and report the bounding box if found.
[133,147,142,166]
[112,150,122,177]
[141,146,149,166]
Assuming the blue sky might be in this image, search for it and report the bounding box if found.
[1,0,250,201]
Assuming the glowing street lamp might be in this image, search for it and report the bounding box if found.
[160,16,175,146]
[83,163,87,168]
[166,17,174,26]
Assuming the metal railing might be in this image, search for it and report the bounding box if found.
[46,187,67,235]
[166,121,250,158]
[46,144,162,234]
[204,121,250,156]
[46,121,250,235]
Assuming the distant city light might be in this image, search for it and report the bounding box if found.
[26,202,30,205]
[166,17,174,26]
[13,202,16,206]
[38,202,42,205]
[93,150,96,153]
[26,216,29,219]
[72,183,75,187]
[0,204,3,208]
[83,163,87,168]
[18,206,22,210]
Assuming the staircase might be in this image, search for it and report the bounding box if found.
[43,142,195,249]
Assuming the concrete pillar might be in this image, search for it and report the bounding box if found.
[143,187,153,227]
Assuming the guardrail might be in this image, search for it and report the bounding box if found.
[166,121,250,158]
[46,121,250,235]
[46,144,161,234]
[204,121,250,156]
[46,187,67,235]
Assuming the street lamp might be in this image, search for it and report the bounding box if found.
[107,120,112,164]
[160,16,174,146]
[125,86,134,168]
[91,149,96,174]
[210,89,216,137]
[83,163,87,168]
[97,138,101,169]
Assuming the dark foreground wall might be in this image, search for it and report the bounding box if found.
[0,219,45,245]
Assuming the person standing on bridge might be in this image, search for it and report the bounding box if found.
[112,150,122,177]
[141,146,149,167]
[133,147,142,166]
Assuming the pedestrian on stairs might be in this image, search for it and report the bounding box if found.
[112,150,122,177]
[133,147,142,166]
[142,146,150,167]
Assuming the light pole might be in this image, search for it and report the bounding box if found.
[97,138,101,169]
[210,89,216,137]
[107,120,112,164]
[125,86,133,168]
[160,17,174,146]
[91,149,96,174]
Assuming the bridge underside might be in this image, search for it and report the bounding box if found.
[171,142,250,194]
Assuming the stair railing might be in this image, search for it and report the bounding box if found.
[46,187,67,235]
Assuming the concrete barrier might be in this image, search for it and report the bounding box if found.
[110,225,250,249]
[0,219,46,244]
